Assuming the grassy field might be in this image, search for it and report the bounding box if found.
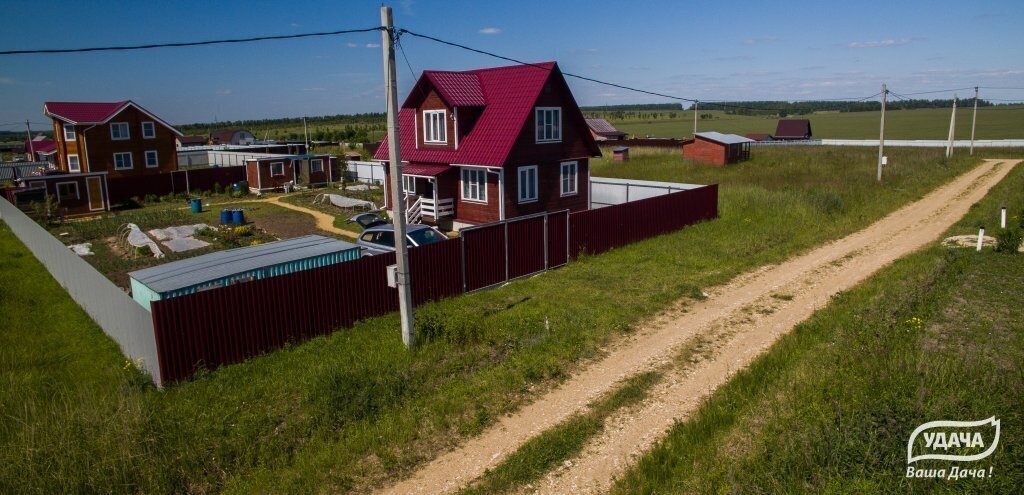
[610,162,1024,493]
[0,147,1015,493]
[594,106,1024,140]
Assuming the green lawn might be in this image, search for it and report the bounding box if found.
[597,106,1024,140]
[0,146,1014,493]
[610,161,1024,494]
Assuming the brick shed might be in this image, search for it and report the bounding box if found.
[681,132,753,166]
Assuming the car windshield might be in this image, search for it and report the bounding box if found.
[407,228,445,246]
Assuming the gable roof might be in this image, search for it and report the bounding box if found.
[44,100,183,136]
[374,61,600,166]
[24,138,57,155]
[744,133,771,141]
[695,131,754,145]
[774,119,812,139]
[585,118,627,137]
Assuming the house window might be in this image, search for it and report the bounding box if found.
[518,165,538,203]
[423,110,447,144]
[560,161,578,196]
[63,123,75,141]
[110,122,130,140]
[461,168,487,202]
[56,182,79,201]
[145,150,159,168]
[67,155,81,173]
[402,175,416,194]
[310,158,323,173]
[142,121,156,139]
[113,152,133,170]
[270,162,285,177]
[535,107,561,143]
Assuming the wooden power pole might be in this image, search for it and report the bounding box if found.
[25,120,35,159]
[970,86,979,155]
[692,101,698,136]
[381,5,415,348]
[877,83,886,182]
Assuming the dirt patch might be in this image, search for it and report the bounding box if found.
[249,208,321,239]
[377,159,1019,495]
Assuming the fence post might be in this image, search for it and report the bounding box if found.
[625,183,630,203]
[504,221,510,283]
[460,234,467,292]
[543,213,549,269]
[566,210,571,261]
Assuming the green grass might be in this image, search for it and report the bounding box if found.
[609,163,1024,494]
[276,185,385,231]
[0,147,1011,493]
[597,106,1024,140]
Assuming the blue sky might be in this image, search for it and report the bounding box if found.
[2,0,1022,126]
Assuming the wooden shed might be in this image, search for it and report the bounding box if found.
[681,132,754,166]
[773,119,812,140]
[5,171,111,217]
[245,154,335,192]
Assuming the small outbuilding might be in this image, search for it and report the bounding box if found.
[585,118,628,141]
[773,119,812,140]
[744,133,772,142]
[681,132,754,166]
[129,234,361,310]
[245,153,335,192]
[4,171,111,217]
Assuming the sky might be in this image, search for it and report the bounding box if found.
[2,0,1023,128]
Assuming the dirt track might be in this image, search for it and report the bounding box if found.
[379,159,1018,495]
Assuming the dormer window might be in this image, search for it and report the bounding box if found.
[535,107,561,143]
[63,123,76,141]
[423,110,447,144]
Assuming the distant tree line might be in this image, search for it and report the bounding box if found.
[580,103,683,112]
[177,112,387,141]
[698,99,997,117]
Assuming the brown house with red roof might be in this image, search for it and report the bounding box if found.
[374,61,601,229]
[773,119,813,141]
[44,100,182,178]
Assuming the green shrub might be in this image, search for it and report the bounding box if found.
[994,228,1022,254]
[143,194,159,203]
[213,182,223,195]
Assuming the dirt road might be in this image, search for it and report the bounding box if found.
[379,159,1018,495]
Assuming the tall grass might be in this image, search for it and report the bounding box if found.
[0,146,1005,493]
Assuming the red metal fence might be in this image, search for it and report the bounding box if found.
[107,167,247,204]
[148,185,717,384]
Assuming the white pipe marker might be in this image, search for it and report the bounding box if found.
[977,227,985,252]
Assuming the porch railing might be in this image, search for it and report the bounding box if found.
[406,196,422,224]
[421,197,454,218]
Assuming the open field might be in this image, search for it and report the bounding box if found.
[0,146,1016,493]
[594,106,1024,140]
[610,162,1024,494]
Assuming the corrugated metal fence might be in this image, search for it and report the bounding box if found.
[107,167,247,203]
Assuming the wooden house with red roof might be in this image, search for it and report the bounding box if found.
[43,100,183,178]
[373,61,601,230]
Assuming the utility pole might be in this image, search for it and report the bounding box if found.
[25,120,35,160]
[946,95,958,159]
[302,116,309,152]
[970,86,979,155]
[877,83,886,182]
[381,5,415,348]
[692,101,698,136]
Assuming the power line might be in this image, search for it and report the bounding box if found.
[0,27,383,55]
[980,86,1024,90]
[895,87,975,96]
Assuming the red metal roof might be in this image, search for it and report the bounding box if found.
[585,118,624,136]
[24,138,57,154]
[376,62,593,166]
[402,163,453,177]
[44,101,128,124]
[774,119,812,139]
[43,100,183,136]
[425,72,485,106]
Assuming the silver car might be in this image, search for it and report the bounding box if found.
[350,213,447,255]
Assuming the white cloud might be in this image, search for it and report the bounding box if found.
[479,27,501,35]
[743,36,778,45]
[366,43,381,48]
[848,39,912,48]
[216,89,233,95]
[302,87,326,92]
[346,42,358,48]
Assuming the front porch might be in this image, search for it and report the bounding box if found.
[400,163,459,227]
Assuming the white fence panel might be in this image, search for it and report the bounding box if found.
[0,200,163,387]
[346,160,385,183]
[589,177,705,209]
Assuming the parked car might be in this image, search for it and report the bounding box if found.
[350,213,447,255]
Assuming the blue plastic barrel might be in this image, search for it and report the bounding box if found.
[220,209,232,224]
[189,198,202,213]
[232,209,245,225]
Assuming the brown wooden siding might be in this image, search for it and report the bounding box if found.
[455,168,500,224]
[505,159,589,218]
[247,159,295,191]
[55,106,178,178]
[417,89,456,151]
[505,72,596,166]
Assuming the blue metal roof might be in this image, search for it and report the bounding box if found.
[695,132,754,145]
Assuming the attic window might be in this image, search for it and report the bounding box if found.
[110,122,130,140]
[535,107,561,143]
[423,110,447,144]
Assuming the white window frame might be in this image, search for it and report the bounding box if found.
[460,167,487,203]
[62,123,76,141]
[310,158,323,173]
[110,122,130,140]
[141,121,156,139]
[145,150,159,168]
[560,161,578,196]
[423,109,447,144]
[402,175,416,194]
[517,165,538,203]
[67,154,81,173]
[56,181,79,202]
[535,107,562,143]
[113,152,133,170]
[270,161,285,177]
